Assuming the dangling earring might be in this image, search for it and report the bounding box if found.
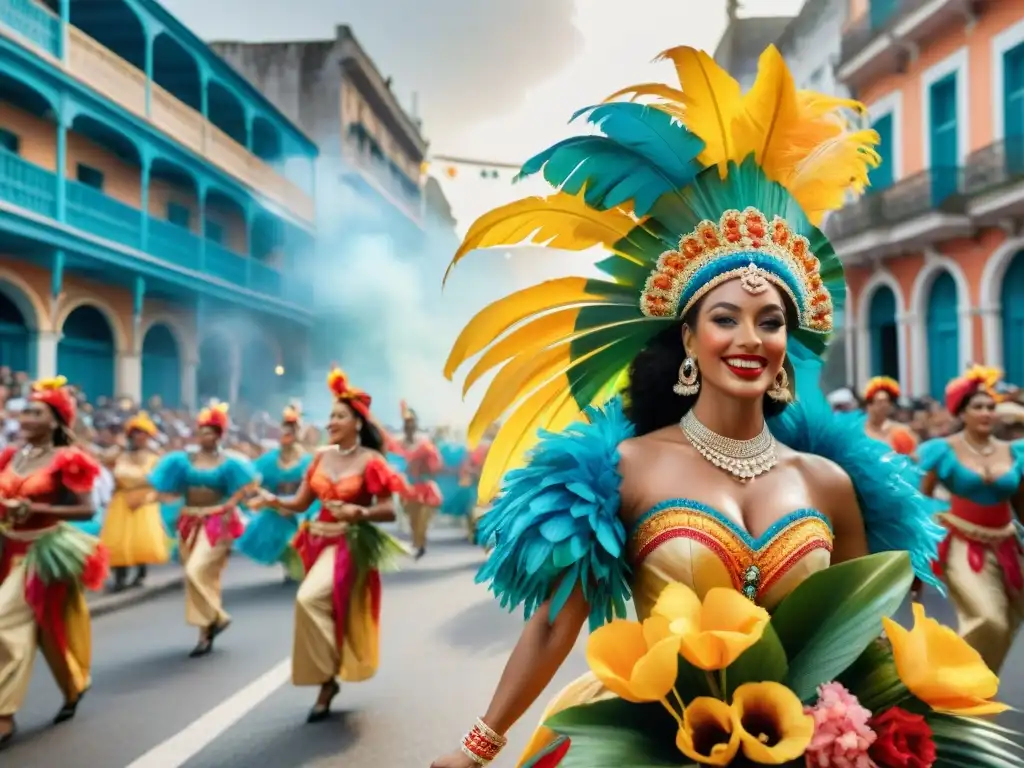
[768,366,793,403]
[674,357,700,396]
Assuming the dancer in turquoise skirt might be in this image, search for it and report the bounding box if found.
[236,406,315,581]
[436,430,475,524]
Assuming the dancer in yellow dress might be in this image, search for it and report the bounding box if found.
[428,44,943,767]
[149,404,258,657]
[100,412,169,591]
[0,377,107,747]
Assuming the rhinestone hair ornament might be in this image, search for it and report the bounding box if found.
[441,44,879,500]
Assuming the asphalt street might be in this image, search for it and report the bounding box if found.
[6,526,1024,767]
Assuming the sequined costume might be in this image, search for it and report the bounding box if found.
[439,44,943,766]
[0,379,107,722]
[921,367,1024,674]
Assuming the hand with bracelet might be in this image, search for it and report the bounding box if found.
[1,498,31,525]
[326,501,366,523]
[431,718,508,767]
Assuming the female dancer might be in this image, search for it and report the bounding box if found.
[437,430,475,528]
[236,405,312,581]
[920,366,1024,673]
[149,403,257,657]
[863,376,917,455]
[100,412,168,591]
[394,402,442,559]
[0,377,107,745]
[429,44,942,767]
[251,369,406,721]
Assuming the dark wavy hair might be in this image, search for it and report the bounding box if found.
[954,386,995,417]
[42,403,74,447]
[336,400,385,453]
[624,296,797,436]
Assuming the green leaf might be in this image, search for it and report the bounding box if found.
[724,623,788,698]
[929,714,1024,765]
[674,655,713,702]
[544,698,683,767]
[770,551,913,701]
[835,638,911,711]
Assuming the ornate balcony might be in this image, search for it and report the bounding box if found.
[0,1,315,224]
[964,136,1024,224]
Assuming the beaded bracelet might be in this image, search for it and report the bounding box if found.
[460,718,507,765]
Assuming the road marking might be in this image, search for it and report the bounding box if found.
[125,657,291,768]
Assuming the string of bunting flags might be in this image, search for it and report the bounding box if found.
[421,154,521,181]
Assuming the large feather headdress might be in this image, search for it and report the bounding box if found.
[444,46,880,501]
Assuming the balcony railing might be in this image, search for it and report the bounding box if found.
[964,137,1024,196]
[827,166,967,241]
[344,147,422,224]
[839,0,930,67]
[0,3,314,224]
[0,148,298,301]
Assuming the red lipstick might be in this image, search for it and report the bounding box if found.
[722,354,768,380]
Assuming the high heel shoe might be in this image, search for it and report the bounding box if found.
[0,719,15,748]
[54,687,87,724]
[306,680,340,723]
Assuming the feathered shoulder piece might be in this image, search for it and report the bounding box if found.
[475,397,635,630]
[442,45,879,500]
[768,350,944,587]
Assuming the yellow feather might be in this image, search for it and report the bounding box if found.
[461,309,581,394]
[732,46,879,222]
[655,46,743,171]
[444,192,642,283]
[604,82,687,107]
[445,277,594,380]
[477,380,581,502]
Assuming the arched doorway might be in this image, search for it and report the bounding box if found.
[142,324,181,408]
[197,333,232,403]
[57,305,115,401]
[926,271,960,399]
[868,286,899,379]
[0,285,31,375]
[1001,251,1024,387]
[239,336,279,410]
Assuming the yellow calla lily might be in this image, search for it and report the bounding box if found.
[586,616,680,703]
[882,603,1009,716]
[652,583,770,670]
[732,682,814,764]
[675,697,740,765]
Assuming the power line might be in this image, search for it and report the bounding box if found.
[429,153,521,170]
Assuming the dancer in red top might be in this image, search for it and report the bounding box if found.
[252,368,407,722]
[393,402,443,559]
[0,376,107,747]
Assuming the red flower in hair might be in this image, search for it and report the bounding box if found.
[327,368,372,419]
[282,404,302,425]
[54,448,101,494]
[30,375,77,427]
[198,402,230,431]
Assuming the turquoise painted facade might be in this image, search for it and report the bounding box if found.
[1001,251,1024,390]
[0,0,319,407]
[925,272,959,399]
[868,286,898,379]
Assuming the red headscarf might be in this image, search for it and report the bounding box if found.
[30,376,77,427]
[327,368,372,421]
[945,365,1002,416]
[197,402,230,431]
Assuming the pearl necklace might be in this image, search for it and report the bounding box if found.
[680,410,777,483]
[963,435,995,457]
[334,439,361,457]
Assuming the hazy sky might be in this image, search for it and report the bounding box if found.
[166,0,805,230]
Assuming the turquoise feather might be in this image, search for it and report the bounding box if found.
[475,398,635,630]
[769,342,945,589]
[517,103,704,216]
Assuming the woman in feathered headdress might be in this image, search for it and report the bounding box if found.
[919,366,1024,673]
[429,45,949,768]
[391,400,443,559]
[235,405,315,581]
[98,411,169,592]
[250,368,407,722]
[148,402,258,657]
[0,376,107,746]
[862,376,918,456]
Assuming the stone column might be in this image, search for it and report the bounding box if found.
[117,351,142,402]
[181,357,198,411]
[35,331,60,380]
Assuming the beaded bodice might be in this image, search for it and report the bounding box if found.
[627,499,833,615]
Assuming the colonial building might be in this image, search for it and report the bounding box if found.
[0,0,319,409]
[713,2,794,90]
[829,0,1024,396]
